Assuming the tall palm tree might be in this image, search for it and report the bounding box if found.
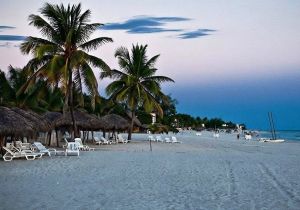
[101,44,174,140]
[19,3,113,136]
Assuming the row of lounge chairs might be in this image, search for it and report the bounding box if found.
[3,133,129,161]
[148,135,181,143]
[2,138,95,161]
[94,134,128,145]
[2,141,55,161]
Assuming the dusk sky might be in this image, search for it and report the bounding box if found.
[0,0,300,130]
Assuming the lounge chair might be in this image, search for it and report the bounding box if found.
[2,146,43,161]
[62,138,69,148]
[171,136,181,143]
[65,142,80,156]
[101,137,112,145]
[32,142,56,156]
[117,134,128,144]
[156,135,163,142]
[213,133,220,138]
[148,135,156,141]
[74,138,94,151]
[165,137,171,143]
[15,140,31,151]
[245,134,252,140]
[93,137,102,145]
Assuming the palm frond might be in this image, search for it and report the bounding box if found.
[79,37,113,51]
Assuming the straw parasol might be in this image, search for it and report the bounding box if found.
[10,107,52,132]
[100,114,130,131]
[54,110,106,131]
[42,112,63,128]
[0,106,35,137]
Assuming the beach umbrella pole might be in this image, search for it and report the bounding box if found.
[149,139,152,152]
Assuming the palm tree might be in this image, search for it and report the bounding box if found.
[19,3,113,136]
[101,44,174,140]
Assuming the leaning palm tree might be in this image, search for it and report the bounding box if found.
[19,3,113,137]
[101,44,174,140]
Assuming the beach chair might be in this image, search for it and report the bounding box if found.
[62,138,69,148]
[101,137,112,145]
[165,137,171,143]
[65,142,80,156]
[32,142,56,156]
[117,134,128,144]
[74,138,94,151]
[148,135,155,141]
[213,133,220,138]
[2,146,43,161]
[15,140,31,151]
[93,137,102,145]
[156,135,163,142]
[171,136,181,143]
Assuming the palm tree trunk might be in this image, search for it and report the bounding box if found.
[128,110,135,140]
[66,60,77,138]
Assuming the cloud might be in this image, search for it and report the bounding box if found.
[0,25,15,29]
[0,35,26,41]
[101,16,189,34]
[178,29,216,39]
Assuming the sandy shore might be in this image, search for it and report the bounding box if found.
[1,131,300,210]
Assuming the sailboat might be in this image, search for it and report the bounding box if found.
[259,112,285,143]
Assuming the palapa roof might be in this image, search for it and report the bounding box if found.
[0,106,35,137]
[100,114,129,131]
[11,107,52,132]
[53,110,106,131]
[42,112,63,128]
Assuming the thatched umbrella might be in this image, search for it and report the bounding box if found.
[0,107,37,154]
[99,114,129,142]
[100,114,129,131]
[54,110,106,131]
[42,112,62,128]
[0,106,36,137]
[10,107,52,132]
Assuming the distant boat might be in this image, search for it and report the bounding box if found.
[259,112,285,143]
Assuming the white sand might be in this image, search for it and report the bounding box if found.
[1,131,300,210]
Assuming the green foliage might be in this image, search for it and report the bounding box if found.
[102,44,174,139]
[20,3,113,111]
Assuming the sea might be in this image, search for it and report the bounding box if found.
[258,130,300,142]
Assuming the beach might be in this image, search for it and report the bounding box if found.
[1,131,300,210]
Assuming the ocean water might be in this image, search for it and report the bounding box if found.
[259,130,300,142]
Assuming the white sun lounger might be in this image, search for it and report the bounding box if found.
[165,137,171,143]
[32,142,56,156]
[15,141,31,150]
[156,135,163,142]
[101,137,112,145]
[74,138,94,151]
[65,142,80,156]
[2,146,43,161]
[94,137,102,145]
[62,138,69,148]
[171,136,181,143]
[117,134,128,144]
[148,135,156,141]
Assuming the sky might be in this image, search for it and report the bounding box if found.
[0,0,300,130]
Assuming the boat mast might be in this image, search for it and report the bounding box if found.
[268,112,275,140]
[270,112,277,140]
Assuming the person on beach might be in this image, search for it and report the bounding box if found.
[237,133,240,140]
